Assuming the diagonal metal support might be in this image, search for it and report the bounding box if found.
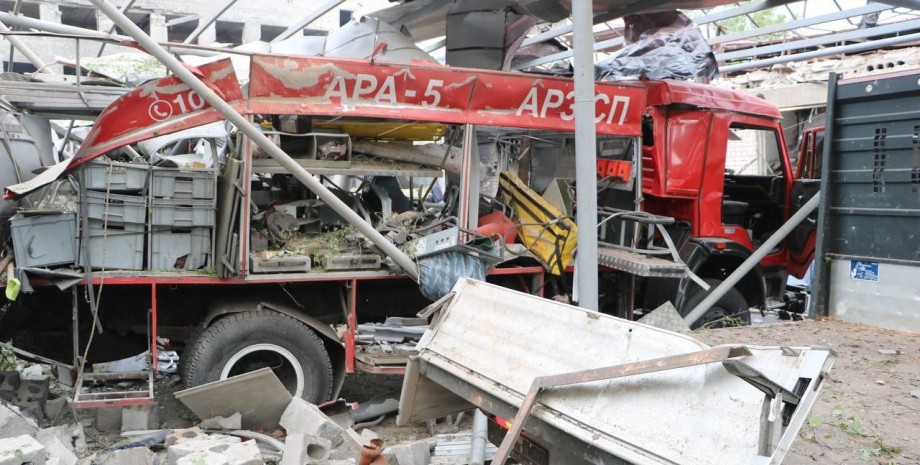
[184,0,239,44]
[492,346,753,465]
[271,0,345,43]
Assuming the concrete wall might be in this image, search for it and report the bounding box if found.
[829,259,920,332]
[1,0,388,73]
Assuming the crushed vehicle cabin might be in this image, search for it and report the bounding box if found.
[0,50,815,406]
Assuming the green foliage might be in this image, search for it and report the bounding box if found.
[713,7,787,38]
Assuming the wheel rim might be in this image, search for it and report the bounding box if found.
[220,343,304,398]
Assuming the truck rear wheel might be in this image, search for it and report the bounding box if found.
[682,279,751,329]
[182,311,333,403]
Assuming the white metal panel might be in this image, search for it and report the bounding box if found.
[829,259,920,332]
[414,279,834,465]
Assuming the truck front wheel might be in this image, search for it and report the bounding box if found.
[682,279,751,329]
[181,311,333,403]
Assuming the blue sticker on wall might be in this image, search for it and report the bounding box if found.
[850,260,879,282]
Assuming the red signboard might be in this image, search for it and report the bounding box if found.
[247,55,645,136]
[72,58,244,167]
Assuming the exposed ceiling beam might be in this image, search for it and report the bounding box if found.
[720,29,920,73]
[718,18,920,61]
[515,0,802,69]
[709,3,893,45]
[874,0,920,9]
[166,14,199,28]
[521,0,800,47]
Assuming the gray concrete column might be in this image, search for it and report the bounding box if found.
[197,24,217,44]
[242,22,260,44]
[149,13,168,42]
[97,10,116,33]
[39,3,62,23]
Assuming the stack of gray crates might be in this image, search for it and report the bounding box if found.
[81,160,149,270]
[148,167,217,271]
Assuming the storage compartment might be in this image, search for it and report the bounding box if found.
[250,254,311,273]
[251,133,352,169]
[149,227,211,271]
[82,160,149,192]
[11,213,78,268]
[150,198,216,228]
[150,168,217,199]
[81,220,145,270]
[86,191,148,224]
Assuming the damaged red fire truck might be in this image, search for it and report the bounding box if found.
[0,53,816,407]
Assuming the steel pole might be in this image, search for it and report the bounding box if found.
[684,193,820,326]
[0,21,51,73]
[572,0,598,311]
[89,0,420,281]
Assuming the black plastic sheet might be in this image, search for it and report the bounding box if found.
[596,11,718,82]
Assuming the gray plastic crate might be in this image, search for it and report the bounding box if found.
[149,227,211,271]
[150,198,215,228]
[81,220,145,270]
[11,213,77,268]
[150,168,217,199]
[83,160,149,192]
[86,190,147,225]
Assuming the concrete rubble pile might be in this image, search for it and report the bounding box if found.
[1,389,439,465]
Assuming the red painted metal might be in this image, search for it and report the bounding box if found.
[247,55,646,136]
[345,279,357,374]
[645,80,782,120]
[151,283,158,381]
[71,59,244,167]
[71,397,154,409]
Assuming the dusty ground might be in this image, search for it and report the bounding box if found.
[696,318,920,465]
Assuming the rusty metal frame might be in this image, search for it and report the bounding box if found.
[491,345,754,465]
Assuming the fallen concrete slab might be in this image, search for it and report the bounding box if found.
[96,447,154,465]
[0,402,39,438]
[167,435,241,464]
[200,412,242,430]
[280,398,343,447]
[219,441,263,465]
[175,368,292,431]
[175,450,228,465]
[279,433,330,465]
[0,434,46,465]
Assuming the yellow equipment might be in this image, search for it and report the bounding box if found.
[497,172,576,275]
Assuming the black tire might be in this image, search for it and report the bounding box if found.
[682,279,751,330]
[182,311,333,403]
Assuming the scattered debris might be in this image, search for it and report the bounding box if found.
[175,368,292,430]
[200,412,242,430]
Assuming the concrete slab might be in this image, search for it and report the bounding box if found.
[96,447,154,465]
[390,440,431,465]
[175,450,228,465]
[175,368,291,430]
[279,434,330,465]
[0,403,39,438]
[199,412,242,430]
[220,441,264,465]
[167,436,240,465]
[0,434,46,465]
[122,405,157,432]
[280,398,343,446]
